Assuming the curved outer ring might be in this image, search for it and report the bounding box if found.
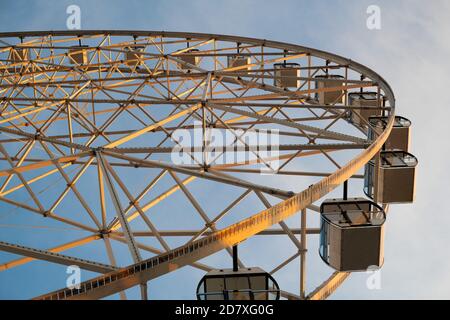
[0,30,396,299]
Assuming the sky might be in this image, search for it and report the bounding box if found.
[0,0,449,299]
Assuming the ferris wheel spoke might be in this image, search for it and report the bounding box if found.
[0,139,35,192]
[0,126,92,153]
[0,188,98,233]
[270,251,301,276]
[210,167,364,179]
[99,153,171,252]
[39,141,102,229]
[0,239,118,274]
[108,174,195,232]
[110,142,366,154]
[205,105,277,171]
[103,150,293,198]
[46,157,94,216]
[207,102,365,143]
[0,144,45,211]
[0,234,100,272]
[121,227,320,238]
[0,149,89,178]
[103,103,202,149]
[105,168,167,229]
[96,152,143,264]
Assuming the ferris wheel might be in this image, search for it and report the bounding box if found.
[0,31,417,300]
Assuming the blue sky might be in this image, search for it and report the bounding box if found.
[0,0,449,299]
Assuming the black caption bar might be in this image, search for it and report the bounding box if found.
[2,300,443,320]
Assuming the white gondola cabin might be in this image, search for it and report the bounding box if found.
[124,45,145,67]
[196,267,280,300]
[348,92,383,128]
[273,63,300,88]
[319,198,386,272]
[364,150,418,204]
[369,116,412,152]
[227,55,251,70]
[68,45,89,65]
[177,49,200,70]
[315,75,345,105]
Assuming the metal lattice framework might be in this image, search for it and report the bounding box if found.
[0,31,395,300]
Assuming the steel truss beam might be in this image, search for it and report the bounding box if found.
[0,240,118,274]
